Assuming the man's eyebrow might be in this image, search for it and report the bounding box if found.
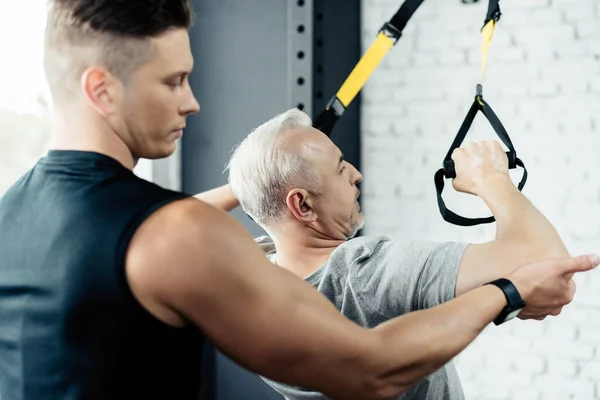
[337,154,344,169]
[164,70,190,80]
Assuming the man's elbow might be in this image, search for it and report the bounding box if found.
[509,224,571,260]
[346,338,414,400]
[522,240,571,261]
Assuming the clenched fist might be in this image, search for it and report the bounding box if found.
[451,140,510,196]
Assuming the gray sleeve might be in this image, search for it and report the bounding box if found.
[414,241,469,310]
[254,235,276,256]
[351,238,469,319]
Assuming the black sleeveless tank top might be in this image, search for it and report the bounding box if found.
[0,150,205,400]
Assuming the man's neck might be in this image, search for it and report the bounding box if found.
[49,110,137,170]
[271,227,345,279]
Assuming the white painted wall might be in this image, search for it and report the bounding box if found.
[361,0,600,398]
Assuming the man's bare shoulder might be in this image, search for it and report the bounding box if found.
[124,197,249,325]
[131,197,241,252]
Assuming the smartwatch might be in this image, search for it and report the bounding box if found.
[485,278,526,325]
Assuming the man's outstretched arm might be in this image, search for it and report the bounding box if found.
[453,141,571,298]
[125,198,595,400]
[194,183,239,212]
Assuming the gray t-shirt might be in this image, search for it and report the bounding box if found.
[256,235,469,400]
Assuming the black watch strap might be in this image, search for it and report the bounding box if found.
[485,278,526,325]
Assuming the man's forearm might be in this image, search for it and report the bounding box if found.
[194,184,240,212]
[273,281,507,400]
[456,174,570,297]
[358,285,506,398]
[478,175,569,258]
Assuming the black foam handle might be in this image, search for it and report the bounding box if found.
[443,151,517,179]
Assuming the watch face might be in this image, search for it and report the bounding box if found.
[505,308,523,321]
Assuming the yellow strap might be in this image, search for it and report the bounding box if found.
[480,19,496,83]
[335,32,395,107]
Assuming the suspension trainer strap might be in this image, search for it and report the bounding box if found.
[313,0,425,136]
[434,0,528,227]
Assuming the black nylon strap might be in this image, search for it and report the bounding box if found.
[435,87,528,227]
[442,100,479,164]
[388,0,426,34]
[484,0,501,27]
[443,88,519,178]
[434,168,496,226]
[312,96,343,137]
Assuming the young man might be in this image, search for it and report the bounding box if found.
[225,108,595,399]
[0,2,596,400]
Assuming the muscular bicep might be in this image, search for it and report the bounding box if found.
[175,217,340,367]
[127,199,371,392]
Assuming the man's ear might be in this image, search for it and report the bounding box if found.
[81,66,121,117]
[286,189,317,223]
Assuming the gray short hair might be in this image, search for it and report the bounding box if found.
[226,108,321,229]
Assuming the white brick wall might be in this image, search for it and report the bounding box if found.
[360,0,600,398]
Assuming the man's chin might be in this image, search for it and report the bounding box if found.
[143,144,176,160]
[346,218,365,240]
[346,231,359,240]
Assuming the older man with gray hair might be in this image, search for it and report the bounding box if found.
[203,108,573,399]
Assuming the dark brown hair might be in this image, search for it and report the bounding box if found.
[44,0,194,103]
